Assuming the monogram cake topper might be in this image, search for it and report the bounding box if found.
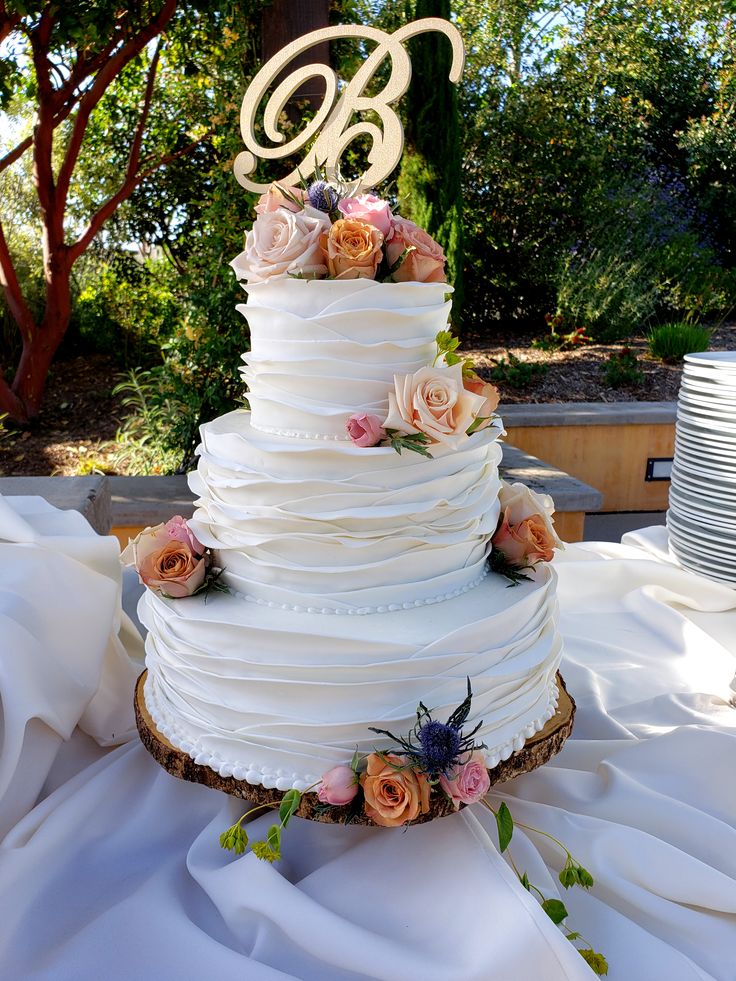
[233,18,464,193]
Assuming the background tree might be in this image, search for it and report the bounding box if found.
[0,0,213,425]
[398,0,465,315]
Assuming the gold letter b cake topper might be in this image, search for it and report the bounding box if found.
[233,18,464,193]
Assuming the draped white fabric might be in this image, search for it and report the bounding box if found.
[1,496,734,980]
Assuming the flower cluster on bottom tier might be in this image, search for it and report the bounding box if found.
[141,563,562,792]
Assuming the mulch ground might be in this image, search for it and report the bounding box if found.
[2,323,735,477]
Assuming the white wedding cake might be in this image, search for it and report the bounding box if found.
[139,264,563,793]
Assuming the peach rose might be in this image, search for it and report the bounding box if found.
[439,751,491,809]
[463,371,501,427]
[230,208,328,283]
[318,765,359,806]
[346,412,386,447]
[495,481,564,556]
[337,194,393,238]
[254,183,308,214]
[383,362,487,450]
[492,511,558,565]
[385,216,446,283]
[321,217,383,280]
[361,753,431,828]
[121,522,207,598]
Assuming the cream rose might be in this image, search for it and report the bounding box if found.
[383,362,487,450]
[385,216,446,283]
[230,208,328,283]
[121,520,207,598]
[361,753,430,828]
[320,217,383,280]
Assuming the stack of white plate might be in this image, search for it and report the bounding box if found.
[668,351,736,587]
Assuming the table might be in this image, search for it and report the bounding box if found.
[1,496,734,980]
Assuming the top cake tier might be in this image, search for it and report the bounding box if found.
[238,278,451,439]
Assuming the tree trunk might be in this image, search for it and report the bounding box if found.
[261,0,330,112]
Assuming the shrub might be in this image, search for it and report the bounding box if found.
[488,353,547,388]
[604,348,644,388]
[647,322,711,363]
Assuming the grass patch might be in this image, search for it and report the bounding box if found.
[647,322,711,363]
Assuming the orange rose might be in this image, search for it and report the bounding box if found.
[463,371,500,428]
[321,218,383,280]
[121,522,207,598]
[361,753,430,828]
[492,511,557,565]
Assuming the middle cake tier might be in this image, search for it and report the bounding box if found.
[188,410,504,614]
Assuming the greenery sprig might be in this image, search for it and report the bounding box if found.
[219,787,304,864]
[490,549,534,586]
[381,428,433,458]
[481,800,608,975]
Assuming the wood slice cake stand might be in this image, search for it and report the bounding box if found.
[135,670,575,826]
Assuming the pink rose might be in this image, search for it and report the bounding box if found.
[120,521,207,598]
[463,371,500,427]
[254,183,308,214]
[165,515,203,556]
[317,764,359,806]
[492,510,558,566]
[383,362,487,450]
[230,208,328,283]
[439,751,490,809]
[385,216,446,283]
[337,194,392,238]
[346,412,386,447]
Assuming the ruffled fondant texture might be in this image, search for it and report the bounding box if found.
[140,274,565,795]
[141,565,562,791]
[188,411,504,613]
[237,279,452,439]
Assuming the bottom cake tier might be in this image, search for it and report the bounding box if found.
[140,565,562,792]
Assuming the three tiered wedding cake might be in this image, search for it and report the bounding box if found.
[133,185,563,795]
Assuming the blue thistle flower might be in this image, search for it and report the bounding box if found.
[369,679,486,779]
[307,180,339,213]
[417,720,463,774]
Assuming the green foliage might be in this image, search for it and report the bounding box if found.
[603,348,643,389]
[647,322,711,363]
[398,0,464,314]
[494,801,514,852]
[532,315,592,352]
[488,353,547,388]
[579,949,609,976]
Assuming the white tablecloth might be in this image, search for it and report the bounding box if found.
[0,497,734,981]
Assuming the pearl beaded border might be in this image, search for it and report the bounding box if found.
[251,421,351,441]
[143,675,560,795]
[230,564,490,615]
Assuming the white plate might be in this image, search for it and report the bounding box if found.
[674,445,736,474]
[672,458,736,488]
[667,514,736,554]
[668,537,736,584]
[674,437,736,464]
[678,396,736,420]
[668,485,736,521]
[684,351,736,369]
[679,378,736,398]
[669,473,736,508]
[678,390,736,411]
[676,408,736,434]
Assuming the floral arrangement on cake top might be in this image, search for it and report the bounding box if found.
[121,516,226,599]
[231,166,446,285]
[218,681,607,975]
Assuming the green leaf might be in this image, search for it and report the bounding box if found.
[566,932,581,942]
[495,801,514,853]
[576,865,595,889]
[279,789,301,827]
[579,949,609,976]
[541,899,569,925]
[267,823,281,854]
[444,351,463,366]
[519,871,531,891]
[350,748,362,773]
[466,415,489,435]
[435,330,460,355]
[385,430,434,459]
[559,866,578,889]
